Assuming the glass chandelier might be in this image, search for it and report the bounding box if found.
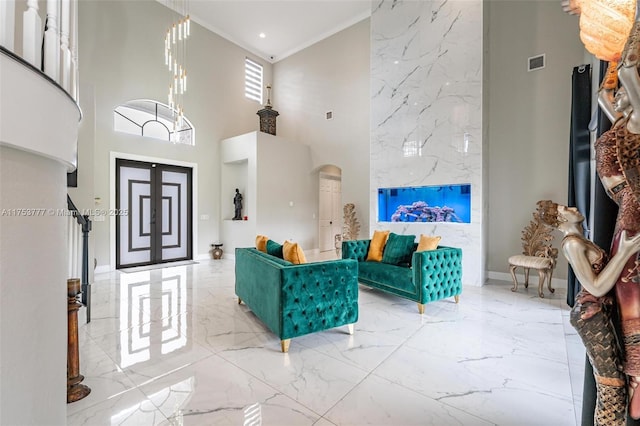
[164,0,190,135]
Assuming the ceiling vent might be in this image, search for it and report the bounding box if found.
[527,54,545,72]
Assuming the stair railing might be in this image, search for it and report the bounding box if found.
[67,195,91,322]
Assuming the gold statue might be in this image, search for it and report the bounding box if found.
[544,203,640,425]
[595,10,640,417]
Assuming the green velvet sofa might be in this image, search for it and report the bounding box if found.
[342,239,462,314]
[235,247,359,352]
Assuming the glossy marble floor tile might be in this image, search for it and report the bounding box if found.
[68,255,585,425]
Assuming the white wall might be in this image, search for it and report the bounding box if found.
[273,19,370,239]
[256,133,315,248]
[0,147,67,425]
[77,0,272,269]
[220,131,315,254]
[486,1,586,280]
[370,0,485,286]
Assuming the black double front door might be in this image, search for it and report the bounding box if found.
[116,159,192,269]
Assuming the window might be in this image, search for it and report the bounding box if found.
[113,99,195,146]
[245,58,263,104]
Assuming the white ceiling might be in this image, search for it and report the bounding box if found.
[167,1,371,63]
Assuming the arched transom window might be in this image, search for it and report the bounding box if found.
[114,99,195,146]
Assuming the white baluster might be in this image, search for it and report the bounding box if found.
[70,0,78,101]
[68,214,80,278]
[0,0,16,50]
[60,0,71,91]
[67,215,73,277]
[73,219,79,278]
[44,0,60,81]
[22,0,42,68]
[74,222,82,278]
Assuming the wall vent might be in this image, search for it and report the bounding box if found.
[527,54,545,72]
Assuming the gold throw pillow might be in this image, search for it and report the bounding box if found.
[416,234,441,252]
[366,230,390,262]
[256,235,269,252]
[283,241,307,264]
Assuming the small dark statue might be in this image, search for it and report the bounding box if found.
[233,188,243,220]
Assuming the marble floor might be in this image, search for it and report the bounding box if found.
[68,254,585,425]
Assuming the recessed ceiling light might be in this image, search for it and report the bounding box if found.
[259,33,266,39]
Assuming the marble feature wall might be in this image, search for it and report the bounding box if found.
[370,0,484,286]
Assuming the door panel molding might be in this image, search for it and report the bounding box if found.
[140,196,151,237]
[128,178,152,253]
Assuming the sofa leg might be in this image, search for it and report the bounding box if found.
[454,295,459,303]
[281,339,291,353]
[238,297,242,304]
[347,324,354,335]
[417,303,425,315]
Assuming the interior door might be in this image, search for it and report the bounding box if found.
[116,159,192,268]
[319,176,342,252]
[330,180,342,244]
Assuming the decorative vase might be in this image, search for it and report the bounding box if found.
[211,243,223,260]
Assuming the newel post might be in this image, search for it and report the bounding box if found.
[67,278,90,403]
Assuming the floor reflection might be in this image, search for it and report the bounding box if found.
[118,266,190,369]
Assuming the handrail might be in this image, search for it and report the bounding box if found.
[66,194,87,226]
[66,194,92,322]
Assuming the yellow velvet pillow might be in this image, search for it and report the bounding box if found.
[366,230,390,262]
[416,234,441,252]
[283,241,307,264]
[256,235,269,252]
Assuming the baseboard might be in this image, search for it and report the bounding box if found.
[195,253,211,261]
[487,271,568,289]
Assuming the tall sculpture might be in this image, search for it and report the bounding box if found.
[596,12,640,419]
[342,203,360,241]
[560,4,640,421]
[560,0,640,422]
[544,203,640,425]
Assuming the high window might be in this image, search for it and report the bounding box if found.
[244,58,263,104]
[113,99,194,146]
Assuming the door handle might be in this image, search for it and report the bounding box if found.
[150,208,156,224]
